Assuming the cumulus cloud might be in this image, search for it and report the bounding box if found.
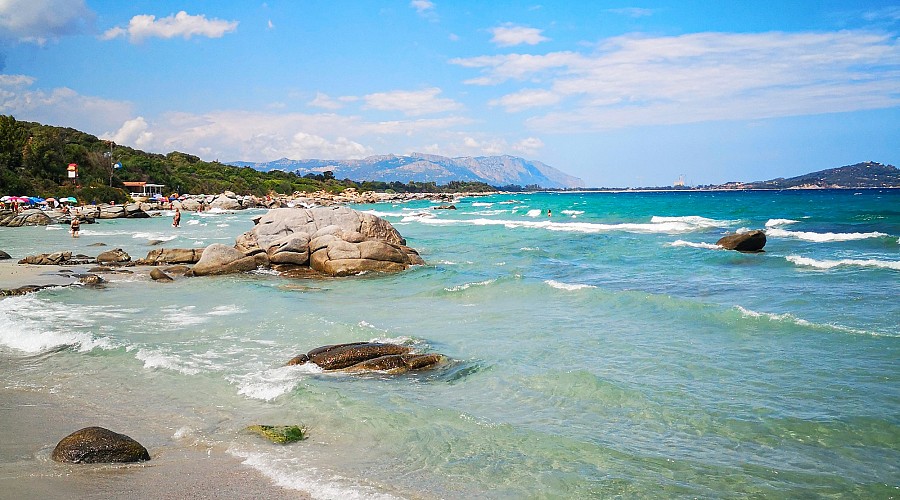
[0,0,94,45]
[453,30,900,130]
[363,87,462,116]
[0,74,133,132]
[105,117,154,149]
[308,92,347,110]
[102,11,238,43]
[490,24,549,47]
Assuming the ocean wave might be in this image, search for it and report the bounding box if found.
[734,306,892,337]
[766,228,888,242]
[765,218,799,227]
[0,295,117,353]
[132,232,178,241]
[444,279,497,292]
[785,255,900,271]
[158,305,210,328]
[650,215,732,228]
[526,209,543,217]
[208,304,247,316]
[232,364,320,401]
[545,280,596,291]
[416,217,726,234]
[670,240,721,250]
[471,202,493,207]
[134,348,203,375]
[230,448,402,500]
[561,210,584,216]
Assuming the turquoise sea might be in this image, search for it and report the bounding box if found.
[1,190,898,498]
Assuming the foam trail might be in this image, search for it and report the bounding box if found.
[416,217,725,234]
[767,228,888,242]
[734,306,891,337]
[670,240,721,250]
[545,280,596,291]
[765,219,799,227]
[786,255,900,271]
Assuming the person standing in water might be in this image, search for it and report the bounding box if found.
[547,209,552,217]
[70,217,80,237]
[172,208,181,227]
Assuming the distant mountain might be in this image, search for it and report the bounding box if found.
[229,153,585,189]
[725,162,900,189]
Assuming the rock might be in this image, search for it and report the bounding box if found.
[51,426,150,464]
[98,205,126,219]
[717,230,767,252]
[433,204,456,210]
[163,265,192,275]
[245,425,307,444]
[77,274,104,285]
[96,248,131,264]
[140,248,204,265]
[87,242,108,247]
[150,268,174,281]
[235,207,424,277]
[210,194,241,210]
[2,209,52,227]
[190,243,258,276]
[0,250,10,259]
[286,342,444,373]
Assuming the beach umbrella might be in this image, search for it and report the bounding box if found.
[29,197,44,203]
[0,196,10,202]
[11,196,30,203]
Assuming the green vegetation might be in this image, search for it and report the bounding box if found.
[244,424,307,444]
[0,116,500,199]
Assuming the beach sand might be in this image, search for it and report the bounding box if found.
[0,387,310,499]
[0,261,310,499]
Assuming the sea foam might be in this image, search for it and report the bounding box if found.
[0,295,116,353]
[734,306,890,337]
[766,228,888,242]
[545,280,596,291]
[785,255,900,271]
[670,240,721,250]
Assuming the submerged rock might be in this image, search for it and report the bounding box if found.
[287,342,445,373]
[149,268,174,281]
[716,230,767,252]
[245,425,307,444]
[52,426,150,464]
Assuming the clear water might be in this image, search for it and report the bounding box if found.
[1,191,898,498]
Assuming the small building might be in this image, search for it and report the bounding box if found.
[123,181,166,199]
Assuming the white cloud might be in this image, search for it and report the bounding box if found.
[862,6,900,22]
[606,7,655,18]
[490,24,549,47]
[106,117,154,149]
[512,137,544,155]
[410,0,435,15]
[0,74,133,132]
[102,11,238,43]
[308,92,345,110]
[490,89,560,112]
[454,30,900,131]
[0,0,94,45]
[363,88,462,116]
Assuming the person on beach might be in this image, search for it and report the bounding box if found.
[172,208,181,227]
[547,209,552,217]
[70,217,80,237]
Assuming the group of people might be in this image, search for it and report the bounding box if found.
[65,207,181,238]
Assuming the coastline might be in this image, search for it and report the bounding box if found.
[0,386,309,499]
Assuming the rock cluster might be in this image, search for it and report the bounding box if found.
[52,426,150,464]
[231,207,424,277]
[18,251,96,266]
[287,342,445,374]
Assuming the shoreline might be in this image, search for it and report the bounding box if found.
[0,386,309,499]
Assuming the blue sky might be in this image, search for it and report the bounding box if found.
[1,1,898,187]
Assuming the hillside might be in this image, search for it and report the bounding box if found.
[738,161,900,189]
[230,153,585,189]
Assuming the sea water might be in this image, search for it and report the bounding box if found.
[0,191,897,498]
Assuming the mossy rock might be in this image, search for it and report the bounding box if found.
[245,424,307,444]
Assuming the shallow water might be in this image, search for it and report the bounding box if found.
[1,191,898,498]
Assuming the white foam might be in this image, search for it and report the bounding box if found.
[158,305,210,328]
[526,209,543,217]
[767,228,888,242]
[561,210,584,216]
[670,240,721,250]
[471,202,493,207]
[45,225,63,231]
[785,255,900,271]
[135,348,202,375]
[545,280,596,291]
[208,304,246,316]
[187,219,201,225]
[229,449,402,500]
[232,365,320,401]
[414,216,728,234]
[734,306,888,337]
[132,232,177,241]
[650,215,733,228]
[765,218,799,227]
[0,295,116,353]
[444,279,496,292]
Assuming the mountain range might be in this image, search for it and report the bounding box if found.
[229,153,585,189]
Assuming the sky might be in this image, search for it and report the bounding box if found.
[1,0,898,187]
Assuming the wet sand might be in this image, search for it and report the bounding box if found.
[0,387,310,499]
[0,261,311,499]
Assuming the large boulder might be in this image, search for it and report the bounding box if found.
[96,248,131,264]
[236,207,424,277]
[190,243,258,276]
[209,193,242,210]
[287,342,445,374]
[52,426,150,464]
[140,248,204,265]
[98,204,126,219]
[2,209,51,227]
[717,230,767,252]
[0,250,10,259]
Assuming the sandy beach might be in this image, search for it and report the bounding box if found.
[0,260,310,499]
